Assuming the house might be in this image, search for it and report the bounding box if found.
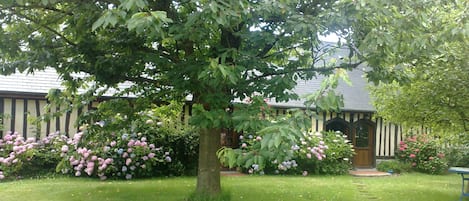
[265,68,402,168]
[0,68,83,138]
[0,68,129,138]
[0,67,404,168]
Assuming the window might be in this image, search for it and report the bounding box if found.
[325,118,350,140]
[355,123,369,148]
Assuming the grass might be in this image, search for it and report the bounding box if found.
[0,173,465,201]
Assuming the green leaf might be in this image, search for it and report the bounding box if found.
[121,0,148,11]
[92,10,121,31]
[92,17,105,31]
[150,11,173,23]
[336,68,352,86]
[244,158,253,168]
[274,133,282,148]
[260,133,271,149]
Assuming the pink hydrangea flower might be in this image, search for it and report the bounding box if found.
[127,140,135,147]
[98,164,107,171]
[104,158,113,164]
[148,153,156,159]
[83,152,90,158]
[126,158,132,166]
[104,158,113,165]
[134,141,142,146]
[85,167,93,176]
[61,145,69,153]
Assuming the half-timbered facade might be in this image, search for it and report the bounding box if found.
[0,69,108,138]
[1,68,406,168]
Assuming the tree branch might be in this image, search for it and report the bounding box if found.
[260,43,301,59]
[76,67,160,86]
[10,9,77,47]
[125,75,161,86]
[256,37,280,58]
[256,31,287,58]
[250,61,364,81]
[4,4,73,15]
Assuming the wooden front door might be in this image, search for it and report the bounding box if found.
[352,121,375,168]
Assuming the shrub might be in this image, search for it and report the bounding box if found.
[19,132,68,177]
[0,132,36,180]
[444,146,469,167]
[119,103,199,176]
[396,134,448,174]
[0,102,198,181]
[376,160,411,174]
[234,131,325,175]
[150,129,199,176]
[57,101,198,179]
[236,131,354,175]
[57,128,171,180]
[0,131,66,180]
[296,131,354,175]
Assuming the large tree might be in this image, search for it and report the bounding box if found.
[0,0,360,197]
[352,0,468,139]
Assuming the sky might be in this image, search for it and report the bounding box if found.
[319,33,341,42]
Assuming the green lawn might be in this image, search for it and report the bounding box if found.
[0,173,465,201]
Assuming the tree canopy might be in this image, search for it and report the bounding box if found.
[0,0,361,196]
[1,0,466,197]
[353,0,468,139]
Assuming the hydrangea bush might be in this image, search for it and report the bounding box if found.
[0,132,37,180]
[0,129,171,181]
[0,131,67,180]
[57,129,171,180]
[234,131,353,175]
[396,134,448,174]
[0,102,201,181]
[53,100,200,179]
[297,131,354,175]
[217,97,354,175]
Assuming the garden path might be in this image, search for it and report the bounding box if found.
[349,168,391,177]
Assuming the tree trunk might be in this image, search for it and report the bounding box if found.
[196,127,221,196]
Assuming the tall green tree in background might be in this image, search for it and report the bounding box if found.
[352,0,468,139]
[0,0,360,197]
